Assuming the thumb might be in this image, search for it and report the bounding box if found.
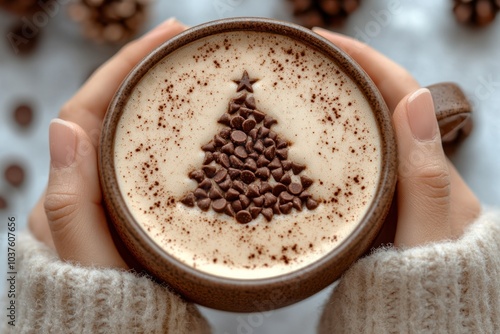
[44,119,127,268]
[393,88,451,247]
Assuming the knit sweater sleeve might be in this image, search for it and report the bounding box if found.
[2,232,210,334]
[318,209,500,334]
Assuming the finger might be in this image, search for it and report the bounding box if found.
[393,88,451,247]
[44,119,127,269]
[447,161,481,238]
[28,190,55,250]
[312,28,420,112]
[59,18,188,143]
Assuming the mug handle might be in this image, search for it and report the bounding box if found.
[426,83,473,143]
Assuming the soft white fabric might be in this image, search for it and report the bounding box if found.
[2,233,210,334]
[318,210,500,334]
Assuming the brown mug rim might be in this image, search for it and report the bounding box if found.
[99,17,396,311]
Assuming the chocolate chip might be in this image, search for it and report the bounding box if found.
[202,165,217,178]
[239,107,252,118]
[260,182,272,194]
[209,187,223,200]
[248,152,259,160]
[253,110,266,123]
[249,128,258,141]
[271,168,284,182]
[247,184,260,197]
[212,198,227,213]
[299,190,311,200]
[245,140,254,153]
[242,119,256,132]
[239,194,251,208]
[272,202,281,214]
[233,92,247,104]
[292,162,306,175]
[234,146,248,159]
[236,210,252,224]
[214,134,227,147]
[219,178,232,191]
[276,148,288,160]
[181,193,196,207]
[197,198,211,211]
[230,155,244,169]
[220,127,232,139]
[194,188,208,199]
[245,95,256,109]
[4,164,24,187]
[241,170,255,184]
[272,183,287,196]
[13,104,34,128]
[255,167,270,179]
[226,188,240,201]
[276,138,288,149]
[254,140,265,153]
[250,206,262,219]
[256,155,270,167]
[300,175,313,189]
[202,142,216,152]
[282,160,292,171]
[261,208,273,221]
[232,200,243,212]
[218,113,231,125]
[264,193,277,207]
[228,102,240,114]
[280,173,292,185]
[213,169,228,183]
[189,170,205,182]
[258,127,270,138]
[217,153,231,168]
[225,204,236,217]
[264,116,277,128]
[243,158,257,172]
[228,168,241,180]
[221,142,235,154]
[199,178,212,190]
[231,115,245,129]
[289,182,303,195]
[203,152,214,165]
[268,131,277,140]
[231,130,247,144]
[264,146,276,160]
[306,198,319,210]
[292,197,303,211]
[232,180,246,193]
[263,138,275,147]
[280,202,293,214]
[279,191,294,203]
[253,195,265,206]
[268,158,281,170]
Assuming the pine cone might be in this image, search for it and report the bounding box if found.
[0,0,54,16]
[288,0,361,28]
[68,0,151,44]
[453,0,500,26]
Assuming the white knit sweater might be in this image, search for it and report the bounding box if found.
[2,210,499,333]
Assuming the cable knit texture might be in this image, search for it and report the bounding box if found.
[318,210,500,334]
[1,232,210,334]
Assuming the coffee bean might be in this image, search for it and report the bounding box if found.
[261,208,273,221]
[221,142,235,154]
[236,210,252,224]
[234,146,248,159]
[264,116,277,128]
[289,182,303,195]
[306,198,319,210]
[272,183,287,196]
[13,104,34,128]
[241,170,256,184]
[231,130,247,144]
[250,206,262,219]
[218,113,231,125]
[212,198,227,212]
[181,193,196,207]
[255,167,270,179]
[280,173,292,185]
[5,164,25,187]
[197,198,211,211]
[194,188,208,199]
[242,118,256,132]
[243,158,257,172]
[231,115,245,129]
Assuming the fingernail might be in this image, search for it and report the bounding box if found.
[49,119,76,168]
[407,88,438,141]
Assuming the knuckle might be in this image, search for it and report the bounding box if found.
[404,162,451,201]
[44,191,79,232]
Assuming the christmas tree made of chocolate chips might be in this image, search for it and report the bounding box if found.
[181,71,319,224]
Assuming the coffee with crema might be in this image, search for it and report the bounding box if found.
[113,30,381,279]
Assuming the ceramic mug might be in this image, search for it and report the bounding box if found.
[99,17,471,312]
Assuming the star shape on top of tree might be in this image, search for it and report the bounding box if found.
[233,70,258,93]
